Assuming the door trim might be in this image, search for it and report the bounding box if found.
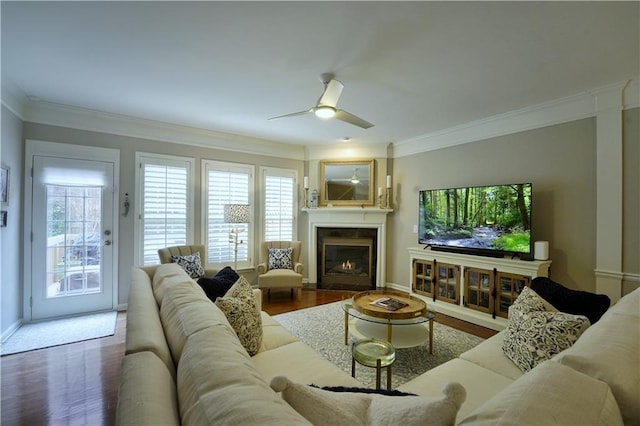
[23,140,120,322]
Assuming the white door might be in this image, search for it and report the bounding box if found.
[29,154,116,320]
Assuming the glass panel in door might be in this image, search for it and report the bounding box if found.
[31,155,114,320]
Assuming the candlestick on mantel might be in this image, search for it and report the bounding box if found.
[386,175,392,188]
[303,176,309,190]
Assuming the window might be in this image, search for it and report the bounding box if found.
[135,153,194,265]
[203,160,254,268]
[262,167,297,241]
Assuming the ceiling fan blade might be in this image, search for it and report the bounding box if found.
[334,109,374,129]
[318,79,344,107]
[268,108,314,120]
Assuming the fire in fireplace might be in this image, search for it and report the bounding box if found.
[319,234,376,290]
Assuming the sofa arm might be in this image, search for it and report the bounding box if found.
[257,263,268,274]
[294,262,304,274]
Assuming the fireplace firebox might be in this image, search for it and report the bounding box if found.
[317,228,377,290]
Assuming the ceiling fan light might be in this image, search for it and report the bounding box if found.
[315,106,336,119]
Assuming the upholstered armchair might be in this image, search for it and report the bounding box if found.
[157,244,217,276]
[257,241,304,299]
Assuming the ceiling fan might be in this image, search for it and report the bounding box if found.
[269,73,374,129]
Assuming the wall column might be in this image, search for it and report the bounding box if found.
[593,82,627,302]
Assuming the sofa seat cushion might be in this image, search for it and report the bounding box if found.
[251,340,363,388]
[397,358,514,422]
[177,327,309,425]
[458,361,623,425]
[116,351,180,426]
[502,287,589,373]
[160,281,236,363]
[458,331,523,381]
[125,267,176,379]
[552,288,640,425]
[259,312,299,352]
[271,376,466,426]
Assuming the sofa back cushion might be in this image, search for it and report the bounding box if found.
[160,281,235,364]
[126,267,176,379]
[116,351,180,426]
[552,287,640,425]
[152,263,196,306]
[177,327,309,425]
[458,361,622,425]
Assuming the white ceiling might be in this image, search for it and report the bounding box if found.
[2,1,638,148]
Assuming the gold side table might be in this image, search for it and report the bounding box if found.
[351,338,396,390]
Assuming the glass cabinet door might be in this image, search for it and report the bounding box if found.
[465,267,493,314]
[436,262,459,304]
[412,259,434,297]
[496,272,530,318]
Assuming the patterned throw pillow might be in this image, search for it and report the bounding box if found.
[215,276,263,356]
[502,286,590,373]
[267,247,293,270]
[171,252,205,278]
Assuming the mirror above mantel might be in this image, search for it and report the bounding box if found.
[320,159,375,206]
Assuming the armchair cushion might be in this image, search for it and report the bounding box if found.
[171,252,205,278]
[268,247,293,270]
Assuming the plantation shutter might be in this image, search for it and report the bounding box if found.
[263,169,296,241]
[138,156,193,265]
[204,161,253,266]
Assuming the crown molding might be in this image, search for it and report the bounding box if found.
[1,85,27,120]
[393,78,639,159]
[20,100,306,160]
[305,142,389,161]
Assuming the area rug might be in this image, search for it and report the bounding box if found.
[273,302,484,388]
[1,311,118,356]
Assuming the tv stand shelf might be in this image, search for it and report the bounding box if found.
[408,247,552,330]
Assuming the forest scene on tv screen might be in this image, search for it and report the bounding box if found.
[419,183,532,255]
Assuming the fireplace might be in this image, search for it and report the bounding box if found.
[317,228,377,290]
[304,207,391,289]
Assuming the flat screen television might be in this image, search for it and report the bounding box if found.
[418,183,532,259]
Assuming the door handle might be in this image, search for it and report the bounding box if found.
[104,240,112,246]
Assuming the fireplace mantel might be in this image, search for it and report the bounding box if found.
[303,207,392,287]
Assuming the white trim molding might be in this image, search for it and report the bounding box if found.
[593,82,628,302]
[20,100,306,161]
[393,79,639,158]
[304,207,392,288]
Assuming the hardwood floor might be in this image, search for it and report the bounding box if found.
[0,288,496,425]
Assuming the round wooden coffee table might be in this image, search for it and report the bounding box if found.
[343,290,435,351]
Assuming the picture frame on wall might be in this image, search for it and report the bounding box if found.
[1,165,9,204]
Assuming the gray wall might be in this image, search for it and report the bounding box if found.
[2,107,637,336]
[23,122,305,310]
[388,109,639,295]
[388,118,598,292]
[1,106,24,336]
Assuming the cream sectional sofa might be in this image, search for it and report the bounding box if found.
[116,263,639,425]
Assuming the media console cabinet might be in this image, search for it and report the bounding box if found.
[408,247,552,330]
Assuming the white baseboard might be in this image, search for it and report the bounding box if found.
[1,319,23,343]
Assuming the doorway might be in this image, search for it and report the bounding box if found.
[24,140,119,321]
